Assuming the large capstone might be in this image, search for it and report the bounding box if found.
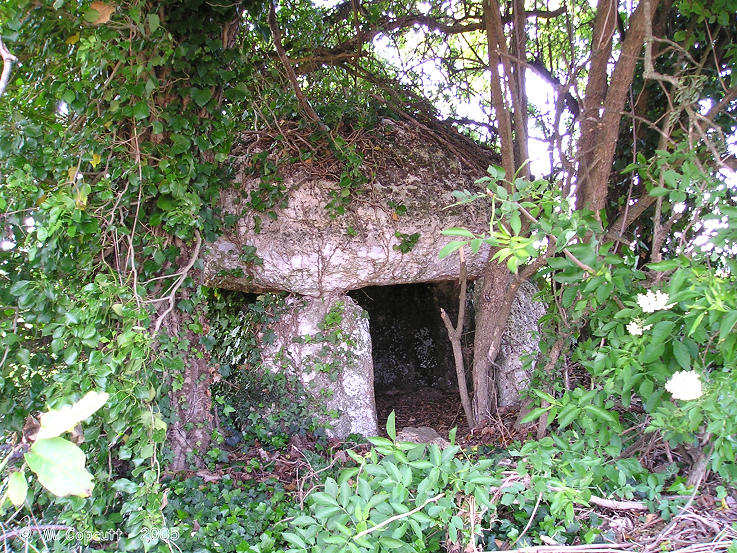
[202,119,494,296]
[259,294,378,437]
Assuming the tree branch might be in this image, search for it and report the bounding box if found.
[153,230,202,334]
[440,251,474,427]
[268,3,329,132]
[352,493,444,540]
[580,0,661,214]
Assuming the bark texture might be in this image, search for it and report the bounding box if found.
[163,301,216,471]
[471,261,515,421]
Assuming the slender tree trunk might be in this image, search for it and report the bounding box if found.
[440,257,474,427]
[511,0,530,177]
[483,0,516,179]
[577,0,617,206]
[471,262,514,423]
[163,297,215,471]
[577,0,660,214]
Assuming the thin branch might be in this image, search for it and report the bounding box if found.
[352,493,444,540]
[439,250,474,427]
[268,3,329,132]
[152,230,202,334]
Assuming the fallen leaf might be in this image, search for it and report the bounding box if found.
[87,2,115,25]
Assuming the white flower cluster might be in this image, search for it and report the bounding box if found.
[626,318,652,336]
[636,290,674,313]
[665,370,703,401]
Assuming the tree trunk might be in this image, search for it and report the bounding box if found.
[471,261,514,423]
[163,300,215,471]
[577,0,660,213]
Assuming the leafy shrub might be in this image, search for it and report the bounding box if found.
[279,414,678,552]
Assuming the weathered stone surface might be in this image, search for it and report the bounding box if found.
[395,426,450,448]
[496,282,546,407]
[206,121,546,428]
[259,294,378,437]
[202,120,494,296]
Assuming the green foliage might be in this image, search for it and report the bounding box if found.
[207,291,324,449]
[160,476,293,553]
[282,415,679,552]
[444,160,737,486]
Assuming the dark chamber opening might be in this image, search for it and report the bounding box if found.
[348,282,474,436]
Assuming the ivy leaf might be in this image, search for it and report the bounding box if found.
[7,471,28,507]
[132,101,150,120]
[190,88,212,108]
[24,438,94,497]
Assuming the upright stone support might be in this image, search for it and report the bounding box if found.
[260,294,378,437]
[496,282,546,407]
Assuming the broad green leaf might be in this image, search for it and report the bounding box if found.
[469,238,482,254]
[310,492,339,506]
[7,471,28,507]
[37,391,109,439]
[24,438,94,497]
[132,101,149,120]
[648,259,681,271]
[147,13,160,33]
[672,340,690,370]
[719,311,737,341]
[283,532,307,549]
[648,187,669,197]
[583,405,618,425]
[379,537,406,549]
[438,240,466,259]
[509,211,521,235]
[386,410,396,441]
[519,407,548,424]
[441,228,474,238]
[190,88,212,108]
[651,321,675,344]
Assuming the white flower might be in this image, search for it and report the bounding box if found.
[665,371,703,401]
[626,318,652,336]
[636,290,674,313]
